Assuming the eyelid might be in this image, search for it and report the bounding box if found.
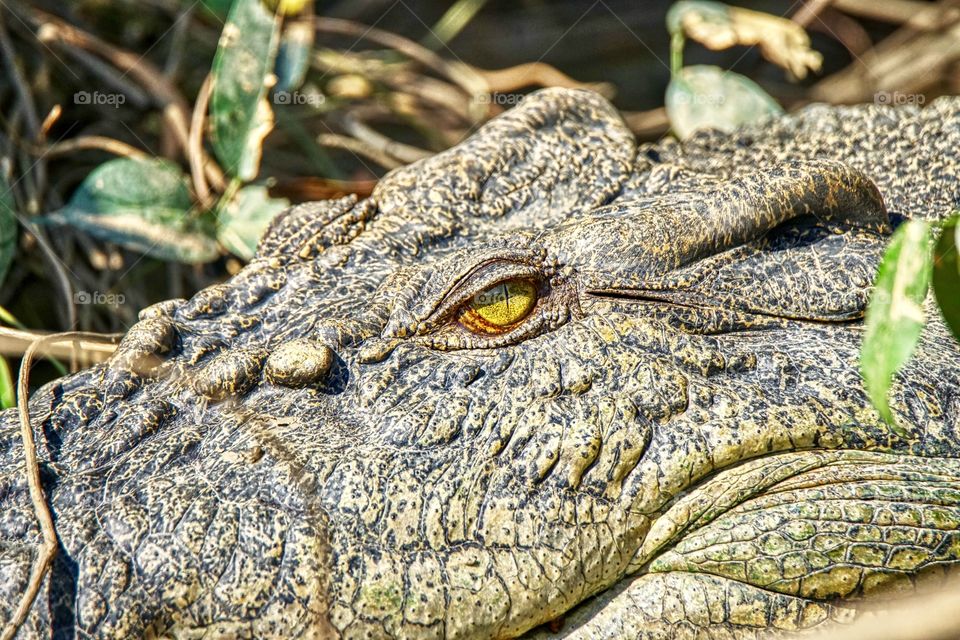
[422,260,546,331]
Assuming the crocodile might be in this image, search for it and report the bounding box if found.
[2,88,960,639]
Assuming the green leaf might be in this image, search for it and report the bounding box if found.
[0,357,13,410]
[666,65,783,139]
[275,18,313,92]
[199,0,234,20]
[0,174,16,288]
[933,215,960,342]
[44,158,219,263]
[861,220,934,429]
[210,0,281,180]
[666,0,730,36]
[216,185,289,259]
[421,0,490,49]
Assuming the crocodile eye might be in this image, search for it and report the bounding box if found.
[459,279,537,334]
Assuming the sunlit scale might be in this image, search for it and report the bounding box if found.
[459,279,537,334]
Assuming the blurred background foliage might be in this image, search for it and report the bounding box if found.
[0,0,958,402]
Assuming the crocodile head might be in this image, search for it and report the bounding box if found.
[2,88,960,639]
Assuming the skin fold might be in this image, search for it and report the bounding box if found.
[0,88,959,639]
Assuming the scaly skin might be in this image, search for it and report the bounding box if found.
[1,89,959,639]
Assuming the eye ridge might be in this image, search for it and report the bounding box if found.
[458,278,538,335]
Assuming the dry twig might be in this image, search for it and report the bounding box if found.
[473,62,616,98]
[189,74,215,207]
[336,112,431,164]
[42,136,149,160]
[314,17,489,122]
[831,0,958,29]
[811,1,960,102]
[29,9,226,191]
[0,327,119,364]
[0,331,121,640]
[316,132,402,169]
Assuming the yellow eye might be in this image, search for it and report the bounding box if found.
[459,279,537,334]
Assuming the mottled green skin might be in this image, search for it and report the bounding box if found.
[2,89,960,639]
